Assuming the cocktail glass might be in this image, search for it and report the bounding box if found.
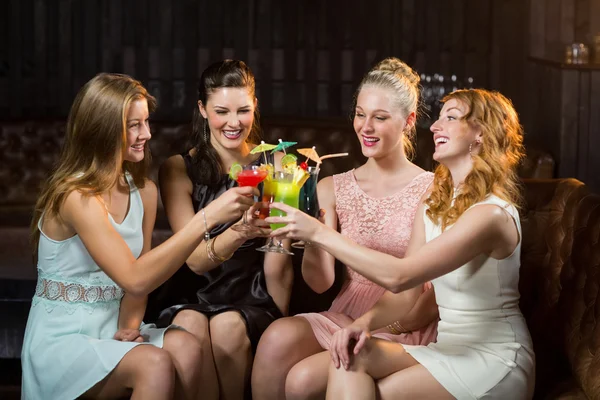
[291,166,320,249]
[256,171,299,255]
[231,165,268,233]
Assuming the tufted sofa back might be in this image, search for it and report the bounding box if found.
[519,179,600,399]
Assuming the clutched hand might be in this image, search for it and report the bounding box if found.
[232,202,272,239]
[265,202,324,243]
[329,322,371,370]
[207,186,259,225]
[113,328,144,343]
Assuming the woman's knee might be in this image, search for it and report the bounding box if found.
[163,329,205,367]
[132,346,176,384]
[172,310,210,342]
[285,361,324,399]
[209,312,251,355]
[256,317,314,360]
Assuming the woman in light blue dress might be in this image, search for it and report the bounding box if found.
[267,89,535,399]
[21,73,258,400]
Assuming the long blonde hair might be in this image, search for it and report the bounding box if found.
[354,57,421,159]
[31,73,157,250]
[425,89,525,230]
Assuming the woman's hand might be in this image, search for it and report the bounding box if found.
[205,186,258,226]
[265,202,325,242]
[330,322,371,370]
[232,202,272,239]
[113,328,144,343]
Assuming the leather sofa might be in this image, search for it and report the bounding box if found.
[5,119,597,400]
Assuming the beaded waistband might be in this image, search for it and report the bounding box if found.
[35,277,124,303]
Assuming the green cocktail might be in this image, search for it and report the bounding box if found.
[257,171,299,255]
[270,181,300,230]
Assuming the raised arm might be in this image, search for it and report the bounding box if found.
[268,202,518,294]
[350,200,438,332]
[159,155,261,274]
[63,177,255,297]
[300,176,337,293]
[117,180,157,332]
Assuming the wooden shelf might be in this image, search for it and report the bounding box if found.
[529,57,600,70]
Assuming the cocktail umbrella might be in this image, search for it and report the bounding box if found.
[250,140,277,164]
[270,138,297,154]
[297,146,322,164]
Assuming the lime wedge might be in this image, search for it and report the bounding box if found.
[281,153,298,168]
[229,162,242,180]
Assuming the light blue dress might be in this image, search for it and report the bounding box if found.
[21,174,173,400]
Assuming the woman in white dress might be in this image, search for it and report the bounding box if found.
[22,73,257,400]
[266,88,535,399]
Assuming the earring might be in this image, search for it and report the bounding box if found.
[469,140,481,157]
[203,120,209,143]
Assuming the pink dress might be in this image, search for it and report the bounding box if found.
[298,170,438,349]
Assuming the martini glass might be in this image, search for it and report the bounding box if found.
[231,165,268,233]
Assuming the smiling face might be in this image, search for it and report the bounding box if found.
[353,85,414,159]
[123,98,151,163]
[199,87,257,151]
[430,98,482,166]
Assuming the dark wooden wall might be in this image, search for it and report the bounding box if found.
[1,0,528,121]
[526,0,600,192]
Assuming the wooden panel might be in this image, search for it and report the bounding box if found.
[588,71,600,192]
[558,70,579,178]
[576,71,590,182]
[1,0,535,120]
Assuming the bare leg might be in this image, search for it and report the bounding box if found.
[326,339,452,400]
[251,316,323,400]
[209,311,253,400]
[172,310,219,400]
[162,329,205,400]
[82,345,175,400]
[285,351,330,400]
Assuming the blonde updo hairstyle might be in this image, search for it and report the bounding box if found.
[425,89,525,230]
[354,57,421,159]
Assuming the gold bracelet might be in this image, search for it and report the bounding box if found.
[206,236,231,264]
[386,320,408,335]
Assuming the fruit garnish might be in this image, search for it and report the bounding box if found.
[258,163,274,180]
[229,162,242,180]
[281,153,298,168]
[293,167,310,187]
[299,162,308,170]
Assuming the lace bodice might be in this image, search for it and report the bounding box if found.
[334,170,433,284]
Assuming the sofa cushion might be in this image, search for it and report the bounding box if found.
[519,178,589,396]
[558,193,600,399]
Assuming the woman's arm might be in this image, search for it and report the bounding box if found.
[268,202,517,293]
[62,176,255,297]
[347,199,438,332]
[118,180,157,331]
[159,155,264,274]
[300,177,337,293]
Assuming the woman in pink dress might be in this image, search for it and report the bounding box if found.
[251,58,439,400]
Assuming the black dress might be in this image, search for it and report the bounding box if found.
[152,153,282,352]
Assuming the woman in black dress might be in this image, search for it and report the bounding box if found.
[152,60,292,400]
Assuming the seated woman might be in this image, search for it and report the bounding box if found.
[252,58,439,400]
[151,60,292,400]
[21,73,256,400]
[268,88,535,399]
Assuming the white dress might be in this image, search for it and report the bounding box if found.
[403,195,535,400]
[21,174,175,400]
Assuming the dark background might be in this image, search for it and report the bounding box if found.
[1,0,600,190]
